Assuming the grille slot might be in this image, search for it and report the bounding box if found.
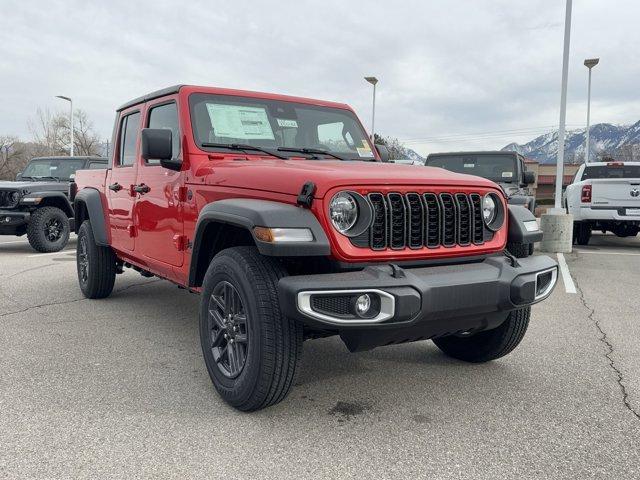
[0,190,17,208]
[387,193,406,249]
[351,192,489,250]
[311,295,352,317]
[470,194,484,244]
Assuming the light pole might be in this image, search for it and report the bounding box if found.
[55,95,74,156]
[364,76,378,140]
[584,58,599,163]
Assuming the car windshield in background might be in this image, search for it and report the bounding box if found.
[21,159,86,181]
[426,154,517,183]
[189,93,375,160]
[581,165,640,180]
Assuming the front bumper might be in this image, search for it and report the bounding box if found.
[575,206,640,222]
[0,210,29,234]
[278,254,558,350]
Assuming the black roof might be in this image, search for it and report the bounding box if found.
[117,85,184,112]
[31,156,107,162]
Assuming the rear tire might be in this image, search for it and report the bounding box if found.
[199,247,303,411]
[574,222,591,245]
[433,307,530,363]
[26,206,70,253]
[77,220,116,299]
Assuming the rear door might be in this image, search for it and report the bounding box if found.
[107,109,141,252]
[584,164,640,212]
[132,98,184,267]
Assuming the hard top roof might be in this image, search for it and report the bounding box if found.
[116,85,352,112]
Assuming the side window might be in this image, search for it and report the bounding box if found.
[87,162,106,170]
[147,102,179,165]
[118,112,141,167]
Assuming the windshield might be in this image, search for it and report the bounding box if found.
[21,158,86,181]
[189,93,375,160]
[426,154,518,183]
[581,164,640,180]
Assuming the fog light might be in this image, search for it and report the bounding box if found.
[355,294,371,317]
[5,217,10,223]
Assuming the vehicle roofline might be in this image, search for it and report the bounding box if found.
[29,156,107,161]
[426,151,520,157]
[117,84,353,112]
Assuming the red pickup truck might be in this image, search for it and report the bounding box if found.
[72,85,557,411]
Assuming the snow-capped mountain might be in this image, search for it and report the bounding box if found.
[403,147,425,162]
[503,120,640,164]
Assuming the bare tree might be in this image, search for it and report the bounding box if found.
[373,134,408,160]
[27,108,102,157]
[0,136,29,180]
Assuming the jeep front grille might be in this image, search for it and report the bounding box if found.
[352,192,488,250]
[0,190,19,209]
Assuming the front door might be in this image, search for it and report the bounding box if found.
[133,99,184,267]
[107,110,141,253]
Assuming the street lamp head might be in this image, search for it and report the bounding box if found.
[584,58,599,69]
[364,76,378,86]
[55,95,72,102]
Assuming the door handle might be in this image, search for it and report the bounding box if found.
[133,184,151,195]
[108,182,123,192]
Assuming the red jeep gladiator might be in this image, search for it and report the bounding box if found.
[72,85,557,411]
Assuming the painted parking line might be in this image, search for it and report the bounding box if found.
[0,240,30,245]
[557,253,577,294]
[27,249,75,258]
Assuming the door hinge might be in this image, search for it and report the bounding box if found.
[173,234,191,251]
[177,186,188,202]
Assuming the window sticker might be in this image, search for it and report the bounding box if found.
[276,118,298,128]
[502,171,513,178]
[464,163,475,168]
[356,140,374,158]
[206,104,275,140]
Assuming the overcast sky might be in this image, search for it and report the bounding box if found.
[1,0,638,156]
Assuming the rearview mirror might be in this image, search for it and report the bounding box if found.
[141,128,182,171]
[523,170,536,185]
[375,144,390,162]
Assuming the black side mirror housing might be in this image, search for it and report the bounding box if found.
[141,128,182,171]
[523,170,536,185]
[375,144,390,162]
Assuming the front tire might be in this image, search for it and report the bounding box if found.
[77,220,116,299]
[433,307,530,363]
[26,206,70,253]
[199,247,303,411]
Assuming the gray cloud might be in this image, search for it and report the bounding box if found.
[1,0,638,156]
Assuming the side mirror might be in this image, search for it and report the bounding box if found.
[523,171,536,185]
[375,144,390,162]
[15,172,22,180]
[141,128,181,171]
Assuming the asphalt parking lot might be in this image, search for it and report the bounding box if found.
[1,234,639,479]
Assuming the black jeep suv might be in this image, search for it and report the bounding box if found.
[0,156,107,252]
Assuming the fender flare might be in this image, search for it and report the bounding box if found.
[188,199,331,287]
[507,204,543,245]
[74,188,109,246]
[23,192,74,217]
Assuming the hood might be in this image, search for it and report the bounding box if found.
[199,159,501,197]
[0,180,69,193]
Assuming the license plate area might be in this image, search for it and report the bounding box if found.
[626,208,640,216]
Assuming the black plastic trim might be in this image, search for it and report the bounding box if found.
[507,204,543,244]
[73,188,109,245]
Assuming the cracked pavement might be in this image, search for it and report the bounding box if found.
[1,234,639,479]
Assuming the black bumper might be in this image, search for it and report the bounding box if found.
[0,210,29,234]
[278,254,558,351]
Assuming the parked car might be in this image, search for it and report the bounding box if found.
[72,85,557,411]
[0,156,107,252]
[565,161,640,245]
[425,151,537,257]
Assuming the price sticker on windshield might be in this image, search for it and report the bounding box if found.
[276,119,298,128]
[502,171,513,178]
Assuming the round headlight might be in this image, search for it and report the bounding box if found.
[482,194,497,225]
[330,192,358,234]
[7,191,20,208]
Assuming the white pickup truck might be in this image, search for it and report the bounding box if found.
[565,161,640,245]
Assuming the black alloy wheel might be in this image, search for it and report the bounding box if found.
[207,281,249,378]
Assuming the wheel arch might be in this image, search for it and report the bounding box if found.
[32,193,74,217]
[188,199,330,288]
[73,188,109,246]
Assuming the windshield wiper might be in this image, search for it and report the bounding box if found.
[276,147,349,162]
[201,142,289,160]
[33,176,61,182]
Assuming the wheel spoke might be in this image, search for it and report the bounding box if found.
[208,308,226,330]
[215,344,228,364]
[210,294,225,313]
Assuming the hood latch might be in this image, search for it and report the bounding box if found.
[297,181,316,208]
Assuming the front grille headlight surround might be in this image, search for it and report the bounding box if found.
[482,193,505,231]
[328,191,372,237]
[2,190,21,208]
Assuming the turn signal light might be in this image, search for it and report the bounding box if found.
[581,185,592,203]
